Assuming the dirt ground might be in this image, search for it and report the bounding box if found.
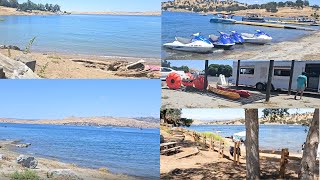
[160,126,319,180]
[0,49,160,79]
[161,82,320,108]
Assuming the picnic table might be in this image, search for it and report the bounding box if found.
[160,142,181,155]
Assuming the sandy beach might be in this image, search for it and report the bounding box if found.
[0,49,160,79]
[0,140,139,180]
[160,126,318,179]
[0,6,56,16]
[161,82,320,108]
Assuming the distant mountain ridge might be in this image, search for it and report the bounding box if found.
[0,116,159,128]
[191,112,314,125]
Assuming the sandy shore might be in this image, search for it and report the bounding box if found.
[0,49,160,79]
[161,82,320,108]
[160,126,318,179]
[71,11,161,16]
[0,6,57,16]
[0,140,139,180]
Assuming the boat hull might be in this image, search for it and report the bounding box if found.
[208,85,241,100]
[210,18,236,24]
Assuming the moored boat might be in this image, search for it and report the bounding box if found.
[241,30,272,44]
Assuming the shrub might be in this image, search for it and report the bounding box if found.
[10,169,40,180]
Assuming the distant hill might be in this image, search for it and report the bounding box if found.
[191,112,314,125]
[0,116,159,128]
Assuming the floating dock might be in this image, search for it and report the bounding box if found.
[234,21,318,31]
[266,20,320,26]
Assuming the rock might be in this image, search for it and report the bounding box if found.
[14,55,36,72]
[126,60,145,70]
[16,143,31,148]
[0,53,39,79]
[160,134,164,143]
[47,169,83,180]
[16,155,38,169]
[8,45,21,51]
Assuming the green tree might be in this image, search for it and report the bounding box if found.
[262,108,289,123]
[296,0,304,8]
[160,109,193,127]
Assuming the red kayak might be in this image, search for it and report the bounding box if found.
[217,85,251,98]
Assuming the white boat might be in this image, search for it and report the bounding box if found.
[163,33,214,53]
[241,30,272,45]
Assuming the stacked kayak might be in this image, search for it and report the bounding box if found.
[208,85,241,100]
[217,85,251,98]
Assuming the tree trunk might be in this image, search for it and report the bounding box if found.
[245,109,260,180]
[299,109,319,180]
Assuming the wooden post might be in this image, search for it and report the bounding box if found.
[236,60,240,87]
[210,137,213,150]
[204,60,209,91]
[0,66,4,79]
[233,142,237,164]
[221,141,224,158]
[288,60,295,95]
[266,60,274,102]
[280,148,289,178]
[236,141,240,165]
[203,135,206,148]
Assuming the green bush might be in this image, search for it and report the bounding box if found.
[201,132,223,141]
[10,169,40,180]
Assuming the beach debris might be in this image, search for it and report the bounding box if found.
[47,169,83,180]
[16,155,38,169]
[0,154,4,160]
[176,147,200,160]
[14,55,37,72]
[0,53,39,79]
[126,60,145,70]
[16,143,32,148]
[0,45,21,51]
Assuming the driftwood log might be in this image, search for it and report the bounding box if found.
[0,53,39,79]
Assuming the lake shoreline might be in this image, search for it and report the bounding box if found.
[0,49,160,79]
[0,140,140,180]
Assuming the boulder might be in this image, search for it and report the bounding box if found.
[0,53,39,79]
[16,155,38,169]
[126,60,145,70]
[47,169,83,180]
[14,55,36,72]
[16,143,31,148]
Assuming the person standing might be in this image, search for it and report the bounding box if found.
[294,72,308,100]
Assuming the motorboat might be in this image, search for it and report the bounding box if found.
[163,33,214,53]
[242,13,265,22]
[230,31,244,44]
[208,32,235,50]
[210,14,236,24]
[241,30,272,44]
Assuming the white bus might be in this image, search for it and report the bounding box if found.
[231,61,320,92]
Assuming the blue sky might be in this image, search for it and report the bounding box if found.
[20,0,160,12]
[182,108,315,121]
[0,80,160,119]
[167,60,234,71]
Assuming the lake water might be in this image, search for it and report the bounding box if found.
[0,123,160,179]
[188,124,308,153]
[162,11,318,60]
[0,15,160,58]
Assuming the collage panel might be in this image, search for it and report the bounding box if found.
[161,60,320,108]
[0,0,160,79]
[0,79,161,179]
[161,0,320,60]
[160,108,319,179]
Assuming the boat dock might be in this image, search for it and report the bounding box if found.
[234,21,318,31]
[266,20,320,26]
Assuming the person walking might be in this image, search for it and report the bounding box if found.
[294,72,307,100]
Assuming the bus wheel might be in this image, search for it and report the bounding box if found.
[256,83,264,91]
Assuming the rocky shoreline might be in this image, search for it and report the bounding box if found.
[0,140,139,180]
